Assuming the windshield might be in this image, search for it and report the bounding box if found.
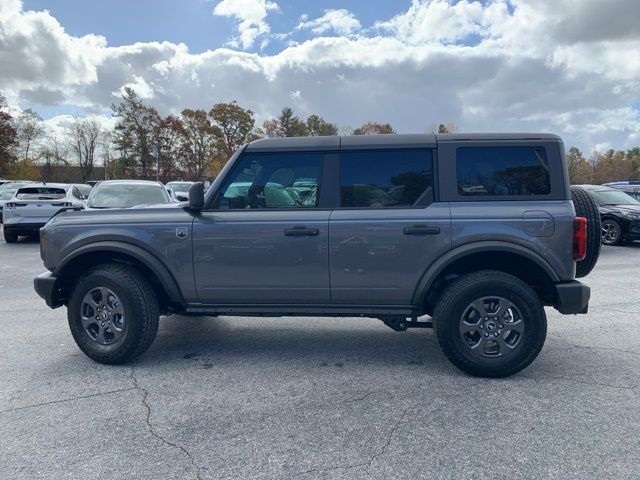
[88,183,170,208]
[167,182,193,191]
[590,188,640,206]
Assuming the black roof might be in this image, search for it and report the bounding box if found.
[245,133,561,152]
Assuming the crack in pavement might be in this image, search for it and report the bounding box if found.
[0,387,137,415]
[289,382,486,479]
[129,367,204,480]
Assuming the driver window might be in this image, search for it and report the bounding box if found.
[217,152,323,209]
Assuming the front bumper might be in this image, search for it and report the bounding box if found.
[553,280,590,314]
[34,271,64,309]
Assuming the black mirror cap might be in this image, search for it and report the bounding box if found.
[188,182,204,210]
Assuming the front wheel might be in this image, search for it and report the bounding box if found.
[67,264,159,364]
[434,270,547,378]
[601,219,623,246]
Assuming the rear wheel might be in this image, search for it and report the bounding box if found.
[434,270,547,378]
[67,264,159,364]
[601,219,623,246]
[570,186,601,277]
[3,229,18,243]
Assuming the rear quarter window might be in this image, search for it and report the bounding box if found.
[456,146,551,196]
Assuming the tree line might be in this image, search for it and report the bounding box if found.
[1,90,638,184]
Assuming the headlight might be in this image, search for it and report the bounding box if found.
[624,213,640,220]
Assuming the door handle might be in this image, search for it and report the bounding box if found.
[403,225,440,235]
[285,226,320,236]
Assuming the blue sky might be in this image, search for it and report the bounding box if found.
[3,0,640,152]
[23,0,411,53]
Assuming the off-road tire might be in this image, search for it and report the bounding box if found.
[570,186,601,277]
[67,263,159,364]
[434,270,547,378]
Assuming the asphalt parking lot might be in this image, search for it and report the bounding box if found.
[1,234,639,480]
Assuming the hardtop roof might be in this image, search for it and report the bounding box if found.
[245,133,561,152]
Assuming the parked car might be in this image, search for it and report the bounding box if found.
[610,184,640,202]
[86,180,172,209]
[3,183,85,243]
[35,134,599,378]
[166,181,195,201]
[578,184,640,245]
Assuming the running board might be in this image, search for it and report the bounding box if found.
[184,303,419,317]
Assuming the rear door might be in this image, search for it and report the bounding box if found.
[193,151,331,304]
[329,146,451,305]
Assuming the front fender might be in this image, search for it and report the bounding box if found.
[54,241,185,304]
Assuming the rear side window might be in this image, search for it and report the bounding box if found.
[340,149,433,208]
[16,187,67,199]
[456,146,550,196]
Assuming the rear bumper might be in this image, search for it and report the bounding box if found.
[553,280,590,314]
[34,271,64,309]
[3,222,45,235]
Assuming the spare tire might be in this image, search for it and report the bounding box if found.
[570,186,601,278]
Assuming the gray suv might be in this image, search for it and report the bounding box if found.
[34,134,597,377]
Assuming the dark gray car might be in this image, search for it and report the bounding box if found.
[34,134,597,377]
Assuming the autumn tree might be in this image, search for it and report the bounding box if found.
[352,122,395,135]
[209,102,258,159]
[112,87,160,178]
[178,109,217,179]
[0,94,17,175]
[15,108,44,161]
[69,118,102,181]
[566,147,593,184]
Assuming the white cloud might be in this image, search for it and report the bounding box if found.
[1,0,640,153]
[296,9,361,36]
[115,75,155,99]
[213,0,278,50]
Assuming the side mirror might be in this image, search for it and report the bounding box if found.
[176,194,188,202]
[188,182,204,211]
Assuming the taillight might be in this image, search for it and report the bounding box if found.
[573,216,587,261]
[51,202,72,207]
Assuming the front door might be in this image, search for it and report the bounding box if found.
[193,151,330,304]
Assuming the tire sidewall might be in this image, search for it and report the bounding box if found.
[437,275,546,376]
[68,269,145,361]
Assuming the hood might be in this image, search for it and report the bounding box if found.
[599,203,640,216]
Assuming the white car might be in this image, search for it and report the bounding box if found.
[3,183,85,243]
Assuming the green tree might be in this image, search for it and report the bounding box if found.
[111,87,160,178]
[277,107,308,137]
[352,121,395,135]
[306,114,338,136]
